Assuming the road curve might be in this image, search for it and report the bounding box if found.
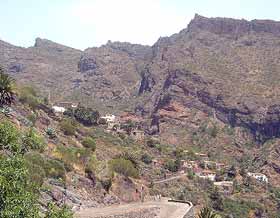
[75,198,191,218]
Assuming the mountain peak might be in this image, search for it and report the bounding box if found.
[34,37,80,52]
[188,14,280,37]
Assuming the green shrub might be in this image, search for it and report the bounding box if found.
[46,127,56,139]
[101,178,112,192]
[24,152,66,181]
[18,86,41,110]
[109,158,139,178]
[46,203,73,218]
[0,68,15,106]
[22,128,46,152]
[44,159,66,180]
[60,118,77,136]
[82,137,96,151]
[164,159,181,172]
[74,106,100,126]
[146,138,159,148]
[141,153,152,164]
[27,113,37,126]
[0,155,39,217]
[55,146,90,170]
[0,120,21,153]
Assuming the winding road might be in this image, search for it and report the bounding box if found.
[75,198,192,218]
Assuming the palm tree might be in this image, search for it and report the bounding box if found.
[198,207,221,218]
[0,67,15,106]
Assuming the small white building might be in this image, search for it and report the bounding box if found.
[52,106,66,113]
[247,172,268,183]
[101,114,116,123]
[196,170,216,181]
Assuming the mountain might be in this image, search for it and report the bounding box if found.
[1,14,280,143]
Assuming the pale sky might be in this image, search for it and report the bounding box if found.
[0,0,279,50]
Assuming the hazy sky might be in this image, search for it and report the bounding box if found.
[0,0,279,50]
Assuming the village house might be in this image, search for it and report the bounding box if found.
[196,170,216,181]
[100,114,119,130]
[203,160,226,171]
[247,172,268,183]
[52,105,66,113]
[214,181,234,195]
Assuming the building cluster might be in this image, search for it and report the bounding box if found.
[100,113,145,141]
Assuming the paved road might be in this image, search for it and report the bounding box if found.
[75,198,191,218]
[153,174,187,184]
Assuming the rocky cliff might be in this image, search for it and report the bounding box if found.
[1,14,280,142]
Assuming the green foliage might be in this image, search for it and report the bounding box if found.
[146,138,159,148]
[164,159,181,172]
[120,120,135,134]
[0,120,22,153]
[55,146,91,171]
[141,153,152,164]
[18,86,41,110]
[198,207,220,218]
[0,67,15,106]
[0,155,39,217]
[60,118,77,136]
[82,137,96,151]
[209,187,224,211]
[101,178,112,192]
[222,199,261,218]
[109,158,139,178]
[45,203,73,218]
[24,152,66,182]
[27,113,37,126]
[74,105,100,126]
[22,128,46,152]
[46,127,56,139]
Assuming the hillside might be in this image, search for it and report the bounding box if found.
[1,14,280,217]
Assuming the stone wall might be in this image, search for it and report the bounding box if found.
[95,207,160,218]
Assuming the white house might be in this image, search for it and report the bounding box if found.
[101,114,116,123]
[247,172,268,183]
[196,170,216,181]
[52,106,66,113]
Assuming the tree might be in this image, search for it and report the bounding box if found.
[198,207,220,218]
[74,106,100,126]
[0,67,15,107]
[0,155,39,217]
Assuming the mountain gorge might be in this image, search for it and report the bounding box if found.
[1,14,280,143]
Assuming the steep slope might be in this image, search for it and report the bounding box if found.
[140,14,280,142]
[1,14,280,142]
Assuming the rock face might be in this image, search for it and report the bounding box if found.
[1,14,280,142]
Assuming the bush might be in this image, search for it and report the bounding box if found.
[74,106,100,126]
[18,86,41,110]
[22,128,46,152]
[109,158,139,178]
[141,153,152,164]
[46,127,56,139]
[0,155,39,217]
[0,120,21,153]
[46,203,73,218]
[146,138,159,148]
[82,137,96,151]
[55,146,91,170]
[164,159,181,172]
[27,113,37,126]
[24,152,66,182]
[0,68,15,106]
[60,118,77,136]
